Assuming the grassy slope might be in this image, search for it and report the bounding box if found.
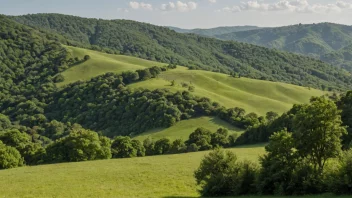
[130,67,325,115]
[59,46,325,115]
[57,46,166,86]
[133,116,243,141]
[0,145,265,198]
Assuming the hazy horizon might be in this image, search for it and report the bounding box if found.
[1,0,352,29]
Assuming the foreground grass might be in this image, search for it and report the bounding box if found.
[134,116,243,141]
[0,145,265,198]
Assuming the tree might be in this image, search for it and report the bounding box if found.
[111,136,137,158]
[337,91,352,148]
[211,128,229,147]
[266,111,279,123]
[194,148,258,196]
[0,129,45,165]
[258,129,298,195]
[131,139,146,157]
[169,139,186,154]
[45,129,111,163]
[188,128,212,151]
[0,140,24,169]
[83,55,90,61]
[154,138,171,155]
[143,137,155,156]
[293,96,347,172]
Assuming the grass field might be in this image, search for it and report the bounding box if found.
[0,145,265,198]
[59,46,325,115]
[133,116,243,141]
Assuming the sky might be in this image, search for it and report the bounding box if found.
[1,0,352,28]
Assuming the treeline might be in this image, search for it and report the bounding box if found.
[0,111,236,169]
[235,91,352,149]
[11,13,352,91]
[195,96,352,196]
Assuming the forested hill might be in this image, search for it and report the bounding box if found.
[168,26,262,37]
[10,13,352,90]
[216,23,352,71]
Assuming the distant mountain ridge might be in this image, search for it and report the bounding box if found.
[214,23,352,71]
[168,26,263,37]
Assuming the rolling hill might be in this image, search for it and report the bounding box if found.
[216,23,352,71]
[10,13,352,90]
[61,46,326,116]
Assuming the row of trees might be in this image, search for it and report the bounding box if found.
[0,119,236,169]
[195,96,352,196]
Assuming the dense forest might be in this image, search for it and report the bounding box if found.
[10,13,352,91]
[216,23,352,72]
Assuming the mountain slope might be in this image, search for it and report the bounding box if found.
[10,14,352,90]
[168,26,262,37]
[216,23,352,71]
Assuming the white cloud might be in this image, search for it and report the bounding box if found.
[218,0,352,14]
[208,0,217,3]
[161,1,197,12]
[129,2,153,11]
[118,8,130,13]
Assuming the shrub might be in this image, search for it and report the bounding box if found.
[194,148,259,196]
[45,129,111,163]
[326,150,352,194]
[0,140,24,169]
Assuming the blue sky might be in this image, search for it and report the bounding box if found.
[1,0,352,28]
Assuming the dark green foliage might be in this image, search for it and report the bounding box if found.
[187,128,212,151]
[337,91,352,148]
[131,140,146,157]
[0,140,24,169]
[169,139,187,154]
[258,130,298,195]
[11,14,352,90]
[194,148,258,196]
[45,128,112,163]
[210,128,229,147]
[187,143,199,152]
[154,138,171,155]
[111,136,137,158]
[143,137,155,156]
[83,55,90,61]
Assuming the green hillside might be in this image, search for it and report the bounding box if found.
[11,14,352,90]
[60,46,326,115]
[57,46,165,86]
[0,145,265,198]
[216,23,352,71]
[134,116,243,141]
